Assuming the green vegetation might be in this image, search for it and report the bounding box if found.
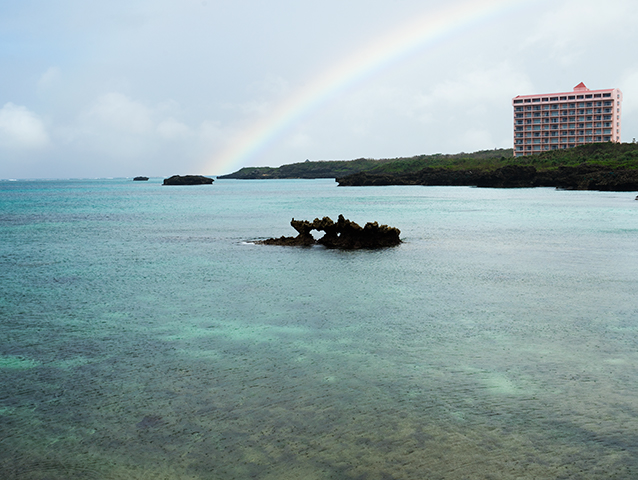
[217,143,638,179]
[218,158,384,179]
[365,143,638,174]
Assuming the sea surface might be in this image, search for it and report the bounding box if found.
[1,177,637,479]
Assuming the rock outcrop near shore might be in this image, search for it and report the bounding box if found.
[163,175,214,185]
[257,215,401,249]
[336,165,638,191]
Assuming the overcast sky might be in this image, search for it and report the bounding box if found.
[2,0,637,179]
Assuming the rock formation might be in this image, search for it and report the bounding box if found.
[163,175,214,185]
[257,215,401,249]
[133,176,149,181]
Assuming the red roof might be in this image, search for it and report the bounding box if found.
[573,82,588,91]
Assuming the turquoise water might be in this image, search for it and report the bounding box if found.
[1,178,637,479]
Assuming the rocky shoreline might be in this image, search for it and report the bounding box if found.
[336,164,638,191]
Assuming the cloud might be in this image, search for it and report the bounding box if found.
[85,92,153,134]
[157,117,191,139]
[619,70,638,115]
[37,67,62,91]
[415,63,534,111]
[523,0,635,62]
[284,132,315,150]
[0,103,50,150]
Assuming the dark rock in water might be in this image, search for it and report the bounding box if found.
[133,176,149,181]
[163,175,214,185]
[256,215,401,249]
[136,415,164,429]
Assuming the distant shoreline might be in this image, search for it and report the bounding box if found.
[335,164,638,191]
[217,143,638,192]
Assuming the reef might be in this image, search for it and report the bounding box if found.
[256,215,401,249]
[163,175,214,185]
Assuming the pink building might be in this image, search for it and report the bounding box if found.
[512,83,622,156]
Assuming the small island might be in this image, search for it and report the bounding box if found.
[256,215,401,249]
[163,175,214,186]
[133,176,149,181]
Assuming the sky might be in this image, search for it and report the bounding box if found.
[1,0,638,179]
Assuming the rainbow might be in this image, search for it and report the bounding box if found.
[207,0,531,175]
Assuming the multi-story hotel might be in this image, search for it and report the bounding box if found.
[512,83,622,156]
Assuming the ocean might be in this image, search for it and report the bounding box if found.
[1,177,637,479]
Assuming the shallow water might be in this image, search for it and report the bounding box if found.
[1,178,637,479]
